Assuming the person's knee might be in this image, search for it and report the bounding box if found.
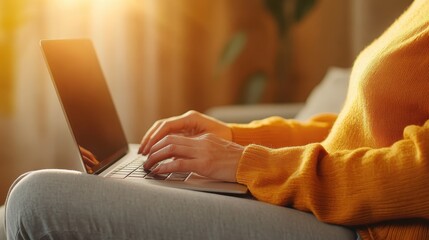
[7,169,80,211]
[5,169,80,239]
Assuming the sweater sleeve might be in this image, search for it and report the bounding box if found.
[228,113,337,148]
[236,119,429,226]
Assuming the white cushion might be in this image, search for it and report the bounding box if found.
[295,67,351,121]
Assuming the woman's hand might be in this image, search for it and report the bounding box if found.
[139,110,232,155]
[144,133,244,182]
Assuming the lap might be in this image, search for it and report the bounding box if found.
[6,169,357,240]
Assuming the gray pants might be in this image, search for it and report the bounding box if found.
[5,169,357,240]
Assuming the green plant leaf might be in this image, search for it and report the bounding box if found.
[264,0,286,36]
[263,0,317,37]
[215,31,247,76]
[294,0,317,21]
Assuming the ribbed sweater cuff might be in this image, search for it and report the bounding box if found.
[235,145,270,186]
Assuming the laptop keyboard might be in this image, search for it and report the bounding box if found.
[107,156,190,181]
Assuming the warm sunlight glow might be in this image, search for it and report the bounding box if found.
[0,0,22,115]
[141,0,160,118]
[90,0,124,8]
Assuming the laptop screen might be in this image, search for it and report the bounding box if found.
[41,39,129,174]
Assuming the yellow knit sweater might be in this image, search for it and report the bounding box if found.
[230,0,429,239]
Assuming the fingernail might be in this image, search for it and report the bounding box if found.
[142,146,148,155]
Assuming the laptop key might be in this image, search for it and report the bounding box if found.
[127,175,146,179]
[167,172,190,181]
[145,173,169,180]
[128,172,147,178]
[109,174,126,179]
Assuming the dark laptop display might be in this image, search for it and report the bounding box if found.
[41,39,128,174]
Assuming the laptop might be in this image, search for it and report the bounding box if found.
[40,38,247,194]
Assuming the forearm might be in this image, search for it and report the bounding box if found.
[236,121,429,226]
[229,114,337,148]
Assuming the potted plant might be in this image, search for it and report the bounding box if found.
[216,0,318,104]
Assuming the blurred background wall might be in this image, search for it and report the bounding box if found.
[0,0,411,204]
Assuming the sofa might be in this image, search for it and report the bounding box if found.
[206,67,350,123]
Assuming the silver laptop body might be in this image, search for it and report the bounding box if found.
[40,39,247,194]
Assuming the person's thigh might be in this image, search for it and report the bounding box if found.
[6,169,357,240]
